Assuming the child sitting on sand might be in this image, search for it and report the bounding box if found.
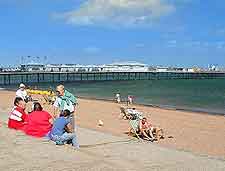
[49,109,79,149]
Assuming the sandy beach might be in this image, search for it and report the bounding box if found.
[1,89,225,170]
[0,89,225,158]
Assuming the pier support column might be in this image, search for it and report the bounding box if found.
[58,73,60,82]
[8,74,11,85]
[3,74,6,85]
[42,73,44,82]
[37,73,40,83]
[106,72,108,81]
[26,74,28,83]
[66,73,69,82]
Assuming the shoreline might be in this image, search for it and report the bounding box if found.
[1,87,223,116]
[2,80,225,116]
[77,95,225,116]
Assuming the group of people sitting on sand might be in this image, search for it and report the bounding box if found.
[122,107,164,141]
[7,83,79,149]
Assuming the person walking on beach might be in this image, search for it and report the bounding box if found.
[8,97,28,131]
[16,83,29,102]
[115,93,121,103]
[49,109,79,149]
[127,95,133,105]
[53,85,77,132]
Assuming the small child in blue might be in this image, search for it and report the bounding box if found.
[49,109,79,149]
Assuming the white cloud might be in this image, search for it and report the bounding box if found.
[57,0,175,28]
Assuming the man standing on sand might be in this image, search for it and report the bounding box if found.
[53,85,77,132]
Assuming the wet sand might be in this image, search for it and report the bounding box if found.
[0,90,225,158]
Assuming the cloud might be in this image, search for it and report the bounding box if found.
[57,0,175,28]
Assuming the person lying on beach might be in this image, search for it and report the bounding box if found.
[49,109,79,149]
[8,97,28,131]
[139,117,164,141]
[24,102,53,138]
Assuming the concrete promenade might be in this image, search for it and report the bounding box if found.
[0,109,225,171]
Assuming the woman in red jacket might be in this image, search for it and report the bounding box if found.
[8,97,28,130]
[24,102,53,137]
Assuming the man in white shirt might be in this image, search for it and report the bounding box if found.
[16,83,28,102]
[53,96,74,113]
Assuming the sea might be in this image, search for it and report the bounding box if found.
[3,79,225,115]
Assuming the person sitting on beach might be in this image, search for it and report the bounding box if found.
[24,103,53,138]
[8,97,28,131]
[49,109,79,149]
[127,108,142,120]
[16,83,30,103]
[139,117,164,141]
[139,117,156,141]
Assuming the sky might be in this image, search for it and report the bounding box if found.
[0,0,225,67]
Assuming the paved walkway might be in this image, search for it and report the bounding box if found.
[0,111,225,171]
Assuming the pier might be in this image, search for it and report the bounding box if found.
[0,71,225,85]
